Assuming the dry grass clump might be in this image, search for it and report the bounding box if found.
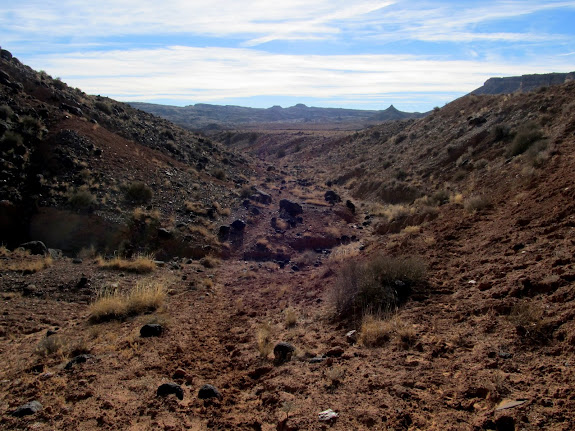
[284,307,298,328]
[200,255,220,268]
[506,122,544,157]
[360,314,416,348]
[508,301,552,343]
[331,254,426,320]
[464,195,492,213]
[96,254,155,273]
[35,334,89,358]
[123,181,153,204]
[0,248,53,274]
[256,322,273,358]
[89,279,166,323]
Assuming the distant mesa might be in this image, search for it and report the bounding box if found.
[471,71,575,95]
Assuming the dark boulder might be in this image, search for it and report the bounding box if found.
[1,49,13,60]
[250,189,272,205]
[273,342,295,364]
[140,324,163,338]
[65,354,94,370]
[11,401,42,417]
[157,382,184,400]
[198,384,222,400]
[231,219,246,231]
[218,225,231,240]
[19,241,48,255]
[346,200,356,214]
[324,190,342,204]
[279,199,303,217]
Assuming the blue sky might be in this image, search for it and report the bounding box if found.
[1,0,574,112]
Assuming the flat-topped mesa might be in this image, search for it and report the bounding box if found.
[472,72,575,95]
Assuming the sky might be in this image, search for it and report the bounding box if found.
[1,1,574,112]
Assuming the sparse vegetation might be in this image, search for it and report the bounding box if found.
[89,279,166,323]
[256,322,273,359]
[95,101,113,115]
[68,188,96,211]
[464,195,492,212]
[506,122,544,157]
[0,248,53,273]
[331,254,426,320]
[360,314,417,348]
[124,181,153,204]
[96,254,155,273]
[0,104,14,121]
[284,307,298,328]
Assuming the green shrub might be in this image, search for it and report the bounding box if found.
[68,189,96,210]
[0,105,14,121]
[331,254,426,320]
[124,181,153,204]
[20,115,44,136]
[507,122,544,157]
[95,101,113,115]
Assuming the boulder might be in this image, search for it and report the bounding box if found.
[157,382,184,400]
[324,190,342,204]
[140,324,163,338]
[11,401,42,417]
[218,225,231,240]
[65,354,94,370]
[250,189,272,205]
[198,384,222,400]
[273,342,295,364]
[346,200,356,214]
[231,219,246,231]
[279,199,303,217]
[19,240,48,255]
[1,49,13,61]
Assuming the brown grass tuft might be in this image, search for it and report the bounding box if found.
[97,254,155,273]
[0,248,53,274]
[89,279,166,323]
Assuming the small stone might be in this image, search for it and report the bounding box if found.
[173,368,187,379]
[309,357,325,364]
[72,258,83,264]
[157,382,184,400]
[140,324,163,338]
[273,342,295,364]
[326,347,345,358]
[198,384,222,400]
[12,400,42,417]
[65,354,93,370]
[318,409,338,422]
[346,330,358,344]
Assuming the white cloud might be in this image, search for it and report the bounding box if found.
[27,46,575,107]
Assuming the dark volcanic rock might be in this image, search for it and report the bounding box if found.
[250,189,272,205]
[11,400,42,417]
[140,324,163,337]
[273,342,295,364]
[157,382,184,400]
[279,199,303,217]
[324,190,342,204]
[231,219,246,231]
[198,384,222,400]
[19,240,48,255]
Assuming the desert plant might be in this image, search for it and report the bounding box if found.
[0,248,53,273]
[256,322,273,359]
[68,189,96,211]
[506,122,544,157]
[20,115,44,136]
[284,307,298,328]
[96,254,155,273]
[1,131,23,147]
[124,181,153,204]
[211,168,226,181]
[464,195,492,213]
[95,101,113,115]
[200,255,220,268]
[0,104,13,121]
[331,254,426,320]
[359,314,416,348]
[508,301,553,343]
[89,279,166,323]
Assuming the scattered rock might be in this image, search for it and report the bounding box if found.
[309,357,325,364]
[250,189,272,204]
[172,368,187,379]
[274,342,295,364]
[318,409,339,423]
[157,227,173,239]
[140,323,163,338]
[326,347,345,358]
[18,240,48,255]
[157,382,184,400]
[198,384,222,400]
[346,200,356,214]
[346,330,358,344]
[72,258,83,264]
[218,225,231,240]
[65,354,94,370]
[496,399,527,411]
[11,400,42,417]
[248,366,273,379]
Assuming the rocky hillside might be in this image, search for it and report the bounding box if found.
[129,101,425,132]
[472,71,575,95]
[0,47,252,257]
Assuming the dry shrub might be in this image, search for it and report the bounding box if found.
[0,248,53,274]
[89,279,166,323]
[200,255,220,268]
[124,181,153,204]
[97,254,155,273]
[331,254,426,320]
[360,314,416,348]
[284,307,298,328]
[464,195,492,213]
[506,122,544,157]
[256,322,273,358]
[508,301,552,343]
[68,188,96,211]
